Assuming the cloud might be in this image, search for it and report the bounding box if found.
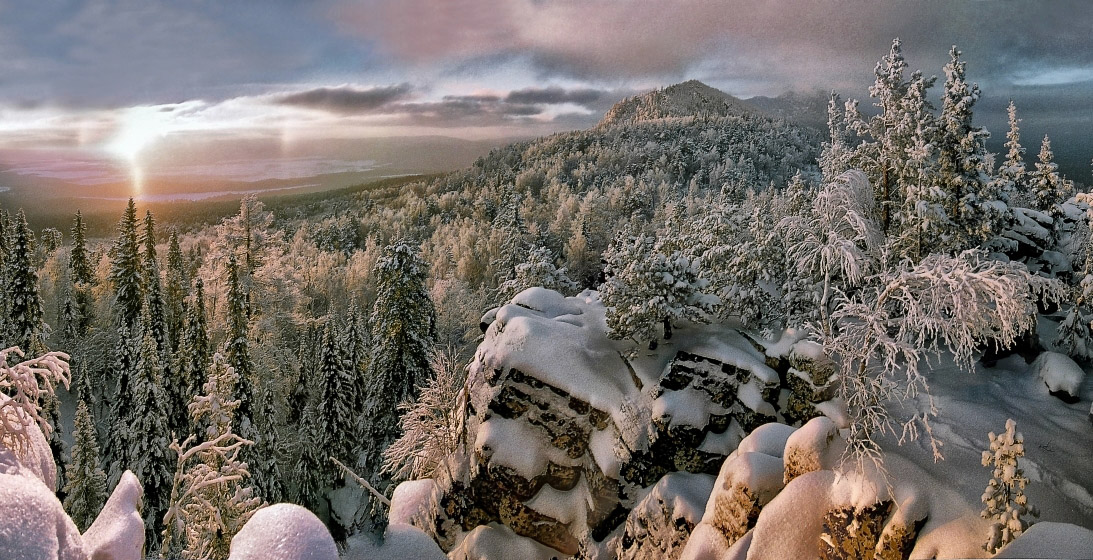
[505,86,605,105]
[276,83,413,113]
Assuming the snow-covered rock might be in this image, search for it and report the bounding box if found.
[448,524,564,560]
[1031,351,1085,402]
[228,503,338,560]
[614,472,715,560]
[0,447,87,560]
[344,523,446,560]
[82,470,145,560]
[389,478,437,526]
[782,416,840,484]
[993,521,1093,559]
[422,289,830,557]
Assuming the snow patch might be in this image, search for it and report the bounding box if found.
[389,479,437,526]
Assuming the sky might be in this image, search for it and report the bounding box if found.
[0,0,1090,190]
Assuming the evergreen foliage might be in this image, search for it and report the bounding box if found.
[109,198,143,330]
[6,210,46,353]
[361,242,437,494]
[63,400,108,532]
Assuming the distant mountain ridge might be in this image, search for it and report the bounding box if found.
[598,79,828,131]
[597,80,763,127]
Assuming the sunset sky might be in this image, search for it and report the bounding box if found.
[0,0,1090,188]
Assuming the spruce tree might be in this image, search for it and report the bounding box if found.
[6,210,46,353]
[178,277,211,435]
[107,326,137,487]
[937,45,991,250]
[110,199,143,330]
[361,242,437,487]
[224,255,255,441]
[69,210,94,285]
[999,101,1027,204]
[165,230,187,352]
[981,419,1037,553]
[130,313,174,551]
[63,400,108,532]
[819,92,854,182]
[293,402,326,512]
[316,320,356,481]
[1030,135,1072,225]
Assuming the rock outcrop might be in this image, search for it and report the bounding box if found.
[412,289,838,558]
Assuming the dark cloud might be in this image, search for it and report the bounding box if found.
[391,94,543,125]
[505,86,605,105]
[276,83,413,114]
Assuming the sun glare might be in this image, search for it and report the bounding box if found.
[105,106,172,194]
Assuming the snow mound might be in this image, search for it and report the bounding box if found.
[229,503,337,560]
[343,523,446,560]
[389,479,437,526]
[994,521,1093,558]
[1031,351,1085,401]
[735,423,795,458]
[0,447,86,560]
[448,524,563,560]
[0,397,57,491]
[82,470,145,560]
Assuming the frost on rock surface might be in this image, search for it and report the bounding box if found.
[228,503,337,560]
[1030,351,1085,402]
[416,289,832,557]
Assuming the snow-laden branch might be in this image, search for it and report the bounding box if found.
[0,347,70,456]
[825,249,1065,472]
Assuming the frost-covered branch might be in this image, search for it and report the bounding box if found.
[382,344,466,483]
[0,347,70,456]
[826,250,1064,472]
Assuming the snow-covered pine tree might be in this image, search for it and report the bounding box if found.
[315,320,356,483]
[819,92,855,182]
[361,242,437,492]
[1030,135,1072,227]
[130,313,174,550]
[998,101,1027,206]
[106,326,136,487]
[498,245,579,302]
[342,306,368,420]
[44,391,66,497]
[109,198,143,330]
[490,189,528,297]
[936,45,992,251]
[981,418,1037,554]
[382,344,465,482]
[224,255,256,445]
[6,210,46,353]
[852,37,912,235]
[1055,205,1093,359]
[893,72,948,261]
[293,401,326,512]
[69,211,96,336]
[63,400,108,532]
[178,277,211,436]
[826,250,1064,472]
[69,210,94,285]
[163,352,261,560]
[165,230,187,353]
[601,229,719,348]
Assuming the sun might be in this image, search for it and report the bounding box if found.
[105,106,173,195]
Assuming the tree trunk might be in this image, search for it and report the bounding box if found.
[662,316,673,341]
